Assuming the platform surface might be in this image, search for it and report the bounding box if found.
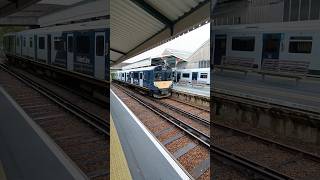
[215,71,320,111]
[0,86,86,180]
[110,90,190,180]
[110,115,132,180]
[173,84,210,97]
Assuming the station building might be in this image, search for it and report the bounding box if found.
[185,40,210,69]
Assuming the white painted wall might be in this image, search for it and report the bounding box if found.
[186,40,210,69]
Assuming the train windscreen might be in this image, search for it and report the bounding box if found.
[154,66,172,81]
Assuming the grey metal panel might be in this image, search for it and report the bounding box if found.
[110,90,191,180]
[0,86,87,180]
[144,0,206,21]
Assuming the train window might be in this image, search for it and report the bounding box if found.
[39,37,45,50]
[139,73,142,79]
[23,38,26,47]
[68,36,73,52]
[76,36,90,54]
[232,37,255,51]
[289,36,312,54]
[182,73,190,78]
[54,39,65,51]
[96,35,104,56]
[16,37,19,46]
[154,72,162,81]
[29,37,33,48]
[200,73,208,79]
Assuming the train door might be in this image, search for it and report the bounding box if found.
[20,36,22,56]
[139,72,143,87]
[67,33,74,71]
[177,72,181,82]
[214,34,226,65]
[94,32,105,79]
[192,72,198,81]
[34,35,37,61]
[262,33,281,63]
[47,35,51,64]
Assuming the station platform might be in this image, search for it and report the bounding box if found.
[110,90,191,180]
[173,84,210,97]
[215,71,320,112]
[0,86,86,180]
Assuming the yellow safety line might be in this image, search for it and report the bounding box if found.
[0,161,7,180]
[110,115,132,180]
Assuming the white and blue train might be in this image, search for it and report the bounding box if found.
[175,68,210,85]
[113,65,173,98]
[213,21,320,75]
[3,19,109,80]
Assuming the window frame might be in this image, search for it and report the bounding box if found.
[200,73,208,79]
[288,36,312,54]
[95,35,104,56]
[182,73,190,78]
[232,36,255,51]
[38,37,45,50]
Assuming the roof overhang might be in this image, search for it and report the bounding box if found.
[0,0,106,27]
[110,0,211,66]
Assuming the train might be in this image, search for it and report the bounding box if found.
[113,65,173,98]
[174,68,210,84]
[2,19,109,80]
[213,21,320,75]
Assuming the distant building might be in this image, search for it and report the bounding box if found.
[185,40,209,69]
[161,48,192,69]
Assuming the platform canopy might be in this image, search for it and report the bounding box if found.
[0,0,91,26]
[110,0,212,66]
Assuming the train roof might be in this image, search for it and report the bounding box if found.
[4,19,108,36]
[213,20,320,32]
[177,68,210,72]
[117,65,169,73]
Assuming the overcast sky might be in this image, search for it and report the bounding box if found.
[124,23,210,63]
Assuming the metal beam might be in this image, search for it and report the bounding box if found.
[110,48,126,55]
[0,0,41,18]
[129,0,173,27]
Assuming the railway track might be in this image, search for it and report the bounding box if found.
[9,65,108,119]
[0,63,109,180]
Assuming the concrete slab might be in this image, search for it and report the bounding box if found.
[173,84,210,97]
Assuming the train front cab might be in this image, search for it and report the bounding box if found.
[150,66,173,98]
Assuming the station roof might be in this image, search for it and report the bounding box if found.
[110,0,211,66]
[161,48,192,61]
[0,0,89,26]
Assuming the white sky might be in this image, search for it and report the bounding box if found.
[124,23,210,63]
